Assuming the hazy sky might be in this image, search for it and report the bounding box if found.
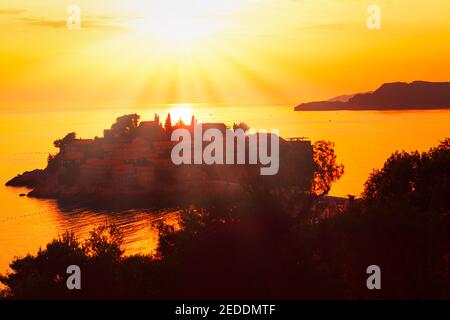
[1,0,450,107]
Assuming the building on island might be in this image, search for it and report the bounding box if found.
[51,113,315,195]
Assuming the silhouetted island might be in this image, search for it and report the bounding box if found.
[6,114,315,204]
[295,81,450,111]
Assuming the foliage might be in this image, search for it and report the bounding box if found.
[0,224,142,299]
[312,140,344,196]
[53,132,76,150]
[111,114,140,141]
[84,224,124,261]
[46,154,59,173]
[175,118,185,126]
[164,113,172,134]
[363,138,450,209]
[112,114,140,131]
[1,139,449,299]
[232,122,250,132]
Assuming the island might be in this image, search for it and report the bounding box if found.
[6,113,315,203]
[295,81,450,111]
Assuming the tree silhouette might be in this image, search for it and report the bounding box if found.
[175,118,185,126]
[54,132,76,150]
[84,224,124,261]
[111,114,140,140]
[363,138,450,209]
[312,140,344,196]
[46,154,58,173]
[2,139,448,300]
[233,122,250,132]
[164,113,173,134]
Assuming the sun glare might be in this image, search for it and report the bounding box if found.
[129,16,221,46]
[127,1,236,47]
[169,105,194,125]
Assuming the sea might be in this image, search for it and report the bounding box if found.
[1,104,449,273]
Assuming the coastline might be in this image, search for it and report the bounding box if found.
[6,170,246,208]
[295,81,450,111]
[295,105,450,111]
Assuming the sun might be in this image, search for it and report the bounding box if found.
[169,105,194,125]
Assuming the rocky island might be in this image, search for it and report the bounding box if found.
[295,81,450,111]
[6,113,316,204]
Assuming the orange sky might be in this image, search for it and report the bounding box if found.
[1,0,450,107]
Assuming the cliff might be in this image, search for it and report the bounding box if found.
[295,81,450,111]
[5,169,46,188]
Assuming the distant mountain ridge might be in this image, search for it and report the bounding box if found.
[295,81,450,111]
[327,94,358,102]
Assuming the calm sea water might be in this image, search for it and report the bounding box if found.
[1,104,449,273]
